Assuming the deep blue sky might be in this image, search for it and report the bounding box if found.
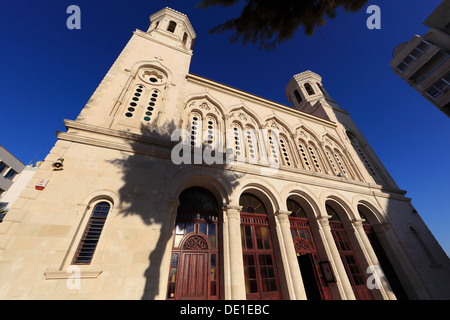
[1,0,449,256]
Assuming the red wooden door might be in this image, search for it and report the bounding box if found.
[330,221,373,300]
[179,252,208,300]
[241,214,281,300]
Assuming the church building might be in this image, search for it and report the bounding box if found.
[0,7,449,300]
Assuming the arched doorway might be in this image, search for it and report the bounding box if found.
[358,205,408,300]
[166,187,220,300]
[240,193,282,300]
[287,199,332,300]
[326,203,373,300]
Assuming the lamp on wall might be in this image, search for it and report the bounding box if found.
[52,158,64,170]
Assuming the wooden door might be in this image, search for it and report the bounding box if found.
[241,214,281,300]
[179,252,208,300]
[330,221,373,300]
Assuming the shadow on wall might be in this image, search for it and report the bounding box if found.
[108,120,242,300]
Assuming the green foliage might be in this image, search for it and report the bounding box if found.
[197,0,368,49]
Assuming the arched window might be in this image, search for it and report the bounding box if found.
[240,193,267,214]
[333,150,348,176]
[167,187,220,300]
[205,116,217,147]
[143,89,160,123]
[317,83,327,95]
[240,193,281,300]
[125,85,145,118]
[346,131,380,181]
[245,126,258,163]
[72,201,111,265]
[167,21,177,33]
[279,136,293,167]
[307,143,323,173]
[298,140,312,171]
[189,113,202,147]
[267,131,280,166]
[294,90,302,103]
[232,124,244,159]
[304,83,315,95]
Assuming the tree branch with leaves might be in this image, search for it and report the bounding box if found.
[197,0,368,49]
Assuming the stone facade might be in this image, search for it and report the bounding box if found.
[0,7,449,300]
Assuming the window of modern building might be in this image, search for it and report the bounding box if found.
[425,72,450,99]
[410,51,449,85]
[0,161,7,174]
[396,40,431,73]
[72,202,111,265]
[4,169,17,180]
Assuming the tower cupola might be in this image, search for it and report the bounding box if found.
[147,7,196,51]
[285,70,339,119]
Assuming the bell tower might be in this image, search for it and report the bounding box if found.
[147,7,196,51]
[285,70,341,120]
[74,7,196,135]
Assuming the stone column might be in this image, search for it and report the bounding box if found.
[274,210,307,300]
[352,219,396,300]
[316,215,356,300]
[223,205,246,300]
[156,199,180,299]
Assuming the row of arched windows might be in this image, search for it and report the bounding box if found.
[186,108,365,181]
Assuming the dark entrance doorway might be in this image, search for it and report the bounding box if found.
[297,254,323,300]
[288,199,332,300]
